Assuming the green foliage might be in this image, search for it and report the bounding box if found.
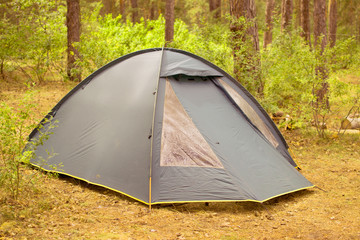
[0,0,66,82]
[1,0,360,138]
[0,89,58,200]
[78,14,165,76]
[326,37,360,71]
[228,15,263,96]
[261,29,360,136]
[171,20,232,74]
[175,0,208,26]
[261,32,315,114]
[78,12,232,78]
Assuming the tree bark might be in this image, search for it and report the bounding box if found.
[165,0,175,44]
[294,0,301,29]
[248,0,259,52]
[119,0,126,21]
[100,0,116,16]
[358,7,360,42]
[314,0,327,51]
[66,0,81,82]
[313,0,329,109]
[263,0,274,49]
[230,0,262,95]
[209,0,221,19]
[328,0,337,48]
[130,0,138,23]
[281,0,293,32]
[150,0,158,20]
[300,0,311,45]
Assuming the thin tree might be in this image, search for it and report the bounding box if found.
[313,0,329,128]
[314,0,327,51]
[263,0,275,48]
[119,0,126,21]
[300,0,311,45]
[358,6,360,42]
[66,0,81,82]
[209,0,221,19]
[230,0,262,95]
[165,0,175,44]
[281,0,293,32]
[100,0,116,16]
[149,0,158,20]
[130,0,138,23]
[328,0,337,48]
[294,0,301,29]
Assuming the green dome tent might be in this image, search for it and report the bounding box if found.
[28,48,313,206]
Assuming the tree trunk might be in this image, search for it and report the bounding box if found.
[66,0,81,82]
[230,0,247,78]
[358,8,360,42]
[0,59,4,80]
[313,0,329,109]
[230,0,262,96]
[100,0,116,16]
[328,0,337,48]
[130,0,138,23]
[248,0,260,53]
[281,0,293,32]
[300,0,311,45]
[165,0,175,44]
[314,0,327,51]
[150,0,158,20]
[209,0,221,19]
[294,0,301,29]
[119,0,126,21]
[358,7,360,42]
[263,0,274,49]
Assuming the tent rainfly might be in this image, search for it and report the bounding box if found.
[28,48,314,206]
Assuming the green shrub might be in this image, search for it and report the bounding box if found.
[78,12,232,78]
[0,0,67,82]
[0,90,58,200]
[261,30,360,136]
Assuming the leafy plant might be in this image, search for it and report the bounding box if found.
[0,89,58,200]
[261,28,360,137]
[0,0,66,83]
[78,11,232,78]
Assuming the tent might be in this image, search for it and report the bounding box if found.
[28,48,313,206]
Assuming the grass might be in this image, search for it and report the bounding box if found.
[0,79,359,239]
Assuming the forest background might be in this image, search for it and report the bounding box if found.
[0,0,360,239]
[1,0,360,134]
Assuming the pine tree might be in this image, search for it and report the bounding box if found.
[66,0,81,82]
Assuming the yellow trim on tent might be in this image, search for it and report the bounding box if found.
[151,185,315,205]
[29,163,149,205]
[29,162,314,206]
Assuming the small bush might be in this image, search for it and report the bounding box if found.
[0,89,58,200]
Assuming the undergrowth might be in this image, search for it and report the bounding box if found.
[0,87,58,201]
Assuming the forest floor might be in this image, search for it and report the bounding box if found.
[0,78,359,240]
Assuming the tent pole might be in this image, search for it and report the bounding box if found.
[149,46,166,210]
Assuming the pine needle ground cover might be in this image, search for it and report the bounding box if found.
[0,80,359,240]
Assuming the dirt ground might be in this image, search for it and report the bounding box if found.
[0,81,359,240]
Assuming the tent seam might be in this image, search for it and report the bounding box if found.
[149,46,166,206]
